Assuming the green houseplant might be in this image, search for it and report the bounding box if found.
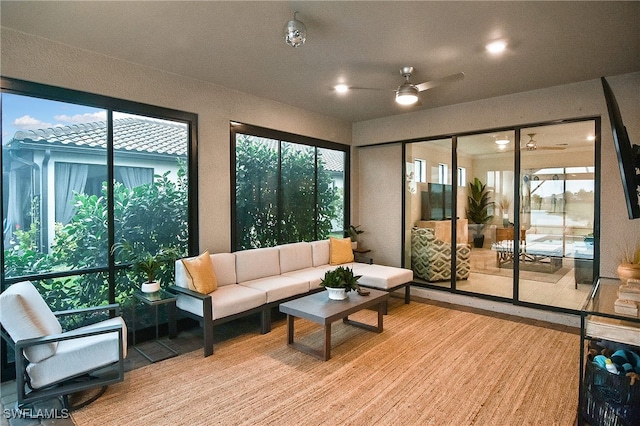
[112,243,181,292]
[467,178,495,248]
[320,266,362,300]
[345,225,364,243]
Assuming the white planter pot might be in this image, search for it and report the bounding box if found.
[326,287,348,300]
[141,281,160,293]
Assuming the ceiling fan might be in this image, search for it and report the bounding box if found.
[336,66,465,106]
[523,133,566,151]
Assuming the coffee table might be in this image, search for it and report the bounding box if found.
[279,288,389,361]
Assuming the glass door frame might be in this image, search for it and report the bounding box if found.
[401,116,601,314]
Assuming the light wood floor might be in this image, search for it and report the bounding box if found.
[415,248,592,311]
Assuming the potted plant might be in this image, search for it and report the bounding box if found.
[112,243,181,293]
[466,178,494,248]
[345,225,364,249]
[319,266,362,300]
[617,242,640,284]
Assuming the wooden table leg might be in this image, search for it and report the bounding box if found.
[323,323,332,361]
[287,314,294,344]
[377,301,384,332]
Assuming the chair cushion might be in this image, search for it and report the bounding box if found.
[26,317,127,389]
[0,281,62,363]
[182,251,218,294]
[329,237,354,265]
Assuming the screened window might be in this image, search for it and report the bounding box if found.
[1,79,197,315]
[232,123,349,251]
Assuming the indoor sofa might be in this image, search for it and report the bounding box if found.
[171,239,413,356]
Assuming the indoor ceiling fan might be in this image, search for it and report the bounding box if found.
[336,66,465,106]
[523,133,566,151]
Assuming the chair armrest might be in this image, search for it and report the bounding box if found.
[15,323,125,351]
[54,303,121,317]
[168,285,211,301]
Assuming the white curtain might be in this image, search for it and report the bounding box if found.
[55,163,88,224]
[4,165,32,245]
[116,166,153,189]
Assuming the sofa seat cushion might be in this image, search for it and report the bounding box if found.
[26,317,126,389]
[352,264,414,290]
[239,276,309,303]
[282,267,328,291]
[176,284,266,320]
[278,242,313,273]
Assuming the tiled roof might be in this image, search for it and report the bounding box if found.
[9,117,188,156]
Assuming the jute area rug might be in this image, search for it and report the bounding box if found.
[72,299,579,426]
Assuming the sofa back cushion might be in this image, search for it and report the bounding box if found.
[235,247,281,283]
[278,242,313,273]
[0,281,62,363]
[176,252,237,291]
[310,240,330,266]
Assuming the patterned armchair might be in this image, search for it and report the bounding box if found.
[411,227,471,282]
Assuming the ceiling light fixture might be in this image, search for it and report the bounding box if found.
[495,139,510,146]
[334,84,349,94]
[486,40,507,54]
[395,84,419,105]
[395,67,419,105]
[283,12,307,48]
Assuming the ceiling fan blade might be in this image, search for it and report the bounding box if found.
[415,72,465,92]
[347,86,395,91]
[521,146,566,151]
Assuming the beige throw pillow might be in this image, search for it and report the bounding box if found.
[181,251,218,294]
[329,237,354,265]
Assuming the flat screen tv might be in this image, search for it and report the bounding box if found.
[601,77,640,219]
[421,183,452,221]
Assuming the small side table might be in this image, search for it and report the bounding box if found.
[353,247,373,264]
[132,289,178,363]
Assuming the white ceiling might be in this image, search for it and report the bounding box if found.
[1,1,639,123]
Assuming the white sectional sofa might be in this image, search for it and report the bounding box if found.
[171,239,413,356]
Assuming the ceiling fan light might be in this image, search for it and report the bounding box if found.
[395,84,419,105]
[284,12,307,48]
[486,40,507,54]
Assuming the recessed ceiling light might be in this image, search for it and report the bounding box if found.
[587,135,595,141]
[486,40,507,54]
[334,84,349,94]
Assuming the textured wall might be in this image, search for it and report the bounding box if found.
[1,28,352,253]
[353,73,640,278]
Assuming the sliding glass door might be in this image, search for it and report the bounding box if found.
[403,118,598,312]
[518,122,596,309]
